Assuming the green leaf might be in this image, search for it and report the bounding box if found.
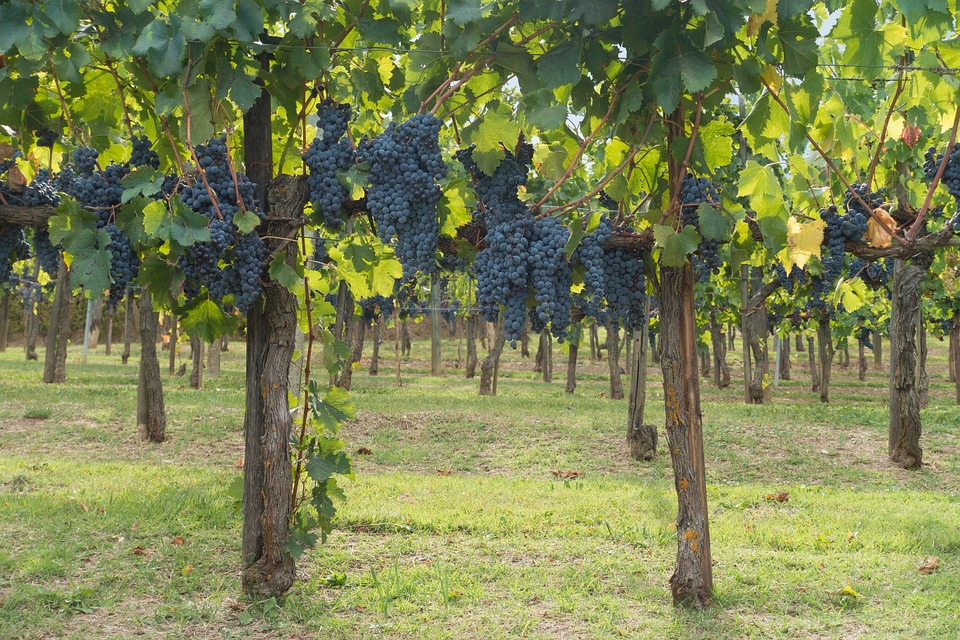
[179,298,240,342]
[234,209,260,234]
[121,168,164,204]
[653,224,700,267]
[269,253,304,295]
[537,39,582,90]
[699,119,735,171]
[698,204,731,241]
[472,110,520,175]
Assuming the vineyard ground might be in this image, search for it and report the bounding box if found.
[0,331,958,639]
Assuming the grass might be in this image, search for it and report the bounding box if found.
[0,329,958,639]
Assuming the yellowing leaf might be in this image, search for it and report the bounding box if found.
[786,216,824,270]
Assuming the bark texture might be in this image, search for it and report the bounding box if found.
[888,259,924,469]
[43,259,70,384]
[121,289,134,364]
[189,333,203,389]
[465,313,478,378]
[660,264,712,607]
[709,313,730,389]
[137,291,166,442]
[606,317,624,400]
[479,318,506,396]
[627,298,657,461]
[240,173,304,600]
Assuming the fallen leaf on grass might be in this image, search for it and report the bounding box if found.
[552,469,583,480]
[172,536,185,546]
[356,447,373,455]
[436,469,452,476]
[918,557,940,575]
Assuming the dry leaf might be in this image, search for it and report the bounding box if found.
[918,557,940,575]
[6,166,26,193]
[866,208,896,248]
[172,535,185,546]
[901,123,921,148]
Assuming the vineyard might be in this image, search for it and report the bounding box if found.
[1,0,960,637]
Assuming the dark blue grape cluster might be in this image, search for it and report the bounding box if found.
[177,137,267,313]
[0,225,29,285]
[601,247,646,331]
[35,128,58,149]
[574,215,612,307]
[303,100,355,230]
[680,174,722,281]
[843,182,881,219]
[32,228,62,277]
[362,113,446,279]
[130,135,160,169]
[359,295,393,324]
[528,217,571,341]
[457,144,539,344]
[848,257,889,290]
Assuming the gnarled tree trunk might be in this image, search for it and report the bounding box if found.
[628,297,657,460]
[888,258,925,469]
[465,313,478,378]
[660,263,712,607]
[43,259,70,384]
[479,317,505,396]
[606,317,623,400]
[137,290,165,442]
[710,312,730,389]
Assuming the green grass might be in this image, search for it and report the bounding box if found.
[0,330,958,639]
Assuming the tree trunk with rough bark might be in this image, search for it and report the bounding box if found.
[478,317,505,396]
[240,171,304,600]
[858,339,867,381]
[0,291,8,352]
[606,317,623,400]
[779,334,791,381]
[104,304,114,356]
[888,258,925,470]
[874,331,882,369]
[189,333,203,389]
[628,297,657,460]
[808,336,819,392]
[137,291,166,442]
[369,317,381,375]
[660,263,712,607]
[338,318,366,391]
[43,259,70,384]
[465,313,478,378]
[566,310,583,394]
[817,316,833,403]
[917,310,928,409]
[121,289,134,364]
[710,313,730,389]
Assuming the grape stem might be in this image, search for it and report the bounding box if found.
[909,103,960,238]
